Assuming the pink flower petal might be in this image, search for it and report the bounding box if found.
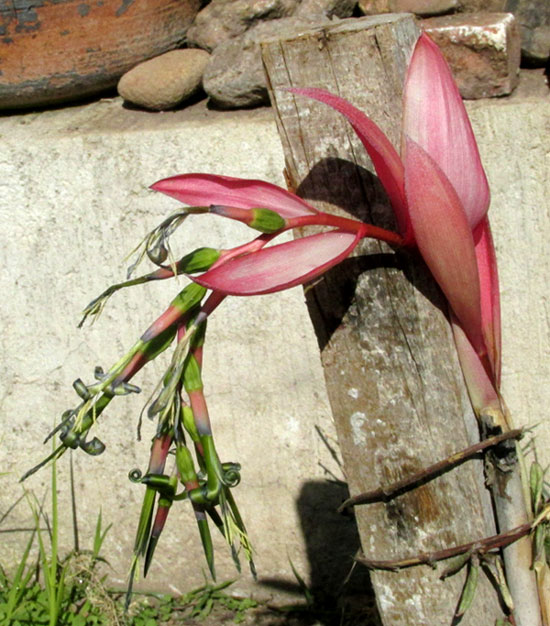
[192,230,361,295]
[404,136,484,354]
[151,174,317,218]
[451,314,502,417]
[403,33,490,229]
[473,218,501,386]
[288,88,411,242]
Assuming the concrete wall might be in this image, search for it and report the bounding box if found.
[0,80,548,600]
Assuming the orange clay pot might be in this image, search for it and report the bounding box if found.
[0,0,201,109]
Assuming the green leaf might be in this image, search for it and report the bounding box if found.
[456,561,479,617]
[288,558,314,606]
[530,462,545,515]
[92,508,112,561]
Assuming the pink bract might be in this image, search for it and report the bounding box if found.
[151,173,318,219]
[290,33,497,381]
[192,230,361,295]
[403,33,490,229]
[151,33,501,397]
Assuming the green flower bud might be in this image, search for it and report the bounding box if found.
[176,444,197,484]
[177,247,221,273]
[249,208,285,233]
[183,355,202,393]
[170,283,207,313]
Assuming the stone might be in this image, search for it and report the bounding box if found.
[186,0,298,52]
[423,13,521,98]
[359,0,510,15]
[391,0,459,14]
[203,32,269,109]
[294,0,357,18]
[357,0,389,12]
[203,16,332,108]
[457,0,507,9]
[358,0,460,16]
[117,49,210,110]
[505,0,550,64]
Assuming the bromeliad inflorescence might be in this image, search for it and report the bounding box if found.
[24,32,527,615]
[23,159,403,595]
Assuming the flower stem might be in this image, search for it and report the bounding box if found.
[285,212,404,246]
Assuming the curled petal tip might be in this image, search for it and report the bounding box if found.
[289,87,412,241]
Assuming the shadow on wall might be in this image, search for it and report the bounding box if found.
[259,478,383,625]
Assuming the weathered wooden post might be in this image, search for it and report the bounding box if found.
[262,14,505,625]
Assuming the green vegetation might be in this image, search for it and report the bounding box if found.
[1,455,372,625]
[0,480,259,625]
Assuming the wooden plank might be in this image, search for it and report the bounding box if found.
[262,14,504,625]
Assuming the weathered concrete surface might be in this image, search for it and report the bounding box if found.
[0,75,549,603]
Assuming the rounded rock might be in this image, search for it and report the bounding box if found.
[117,49,210,111]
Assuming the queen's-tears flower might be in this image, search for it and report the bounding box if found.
[151,175,398,295]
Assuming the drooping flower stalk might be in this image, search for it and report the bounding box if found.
[126,430,173,607]
[180,320,254,575]
[122,310,253,594]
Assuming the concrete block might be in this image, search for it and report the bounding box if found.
[423,13,521,99]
